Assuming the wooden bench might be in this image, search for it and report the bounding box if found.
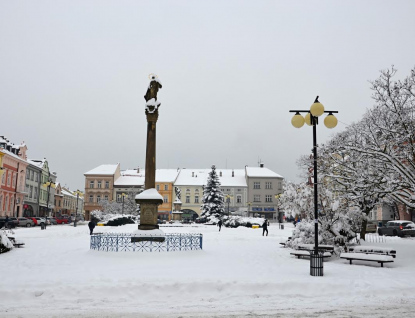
[298,244,334,252]
[7,237,25,248]
[291,250,332,259]
[348,246,396,258]
[340,252,394,267]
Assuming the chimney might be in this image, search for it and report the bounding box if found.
[192,172,195,177]
[232,170,234,177]
[220,171,222,177]
[260,162,264,168]
[137,166,140,173]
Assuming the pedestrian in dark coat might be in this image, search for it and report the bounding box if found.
[88,220,96,235]
[5,215,9,229]
[262,219,270,236]
[217,219,223,232]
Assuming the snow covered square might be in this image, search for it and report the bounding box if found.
[1,223,415,318]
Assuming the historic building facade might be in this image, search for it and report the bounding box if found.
[0,138,28,217]
[84,164,121,220]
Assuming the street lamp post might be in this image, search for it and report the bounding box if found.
[73,190,82,227]
[246,202,252,218]
[225,194,233,216]
[290,96,338,277]
[121,193,127,215]
[43,179,56,230]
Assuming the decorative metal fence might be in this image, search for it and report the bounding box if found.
[90,233,203,252]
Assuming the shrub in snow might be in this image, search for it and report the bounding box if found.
[106,216,137,227]
[91,211,139,226]
[200,165,225,221]
[0,232,13,254]
[281,181,359,253]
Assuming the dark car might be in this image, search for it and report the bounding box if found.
[8,217,20,227]
[378,221,415,237]
[195,217,207,224]
[0,217,16,229]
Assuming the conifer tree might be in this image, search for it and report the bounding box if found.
[201,165,225,218]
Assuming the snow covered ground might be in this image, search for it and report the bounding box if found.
[1,223,414,318]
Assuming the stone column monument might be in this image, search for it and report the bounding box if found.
[133,75,165,241]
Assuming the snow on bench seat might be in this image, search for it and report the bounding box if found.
[291,250,332,259]
[340,252,394,267]
[349,246,396,258]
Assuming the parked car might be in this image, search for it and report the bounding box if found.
[55,216,69,224]
[366,221,377,233]
[34,217,46,227]
[62,214,72,223]
[157,219,166,224]
[17,217,35,227]
[47,217,57,225]
[195,217,207,224]
[0,217,17,229]
[378,220,415,237]
[8,217,20,227]
[27,217,38,225]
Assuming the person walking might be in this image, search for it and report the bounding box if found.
[5,215,9,229]
[262,219,269,236]
[88,220,96,235]
[217,219,223,232]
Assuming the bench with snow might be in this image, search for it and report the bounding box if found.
[348,246,396,258]
[290,250,332,259]
[298,244,334,253]
[279,237,292,246]
[340,253,394,267]
[7,237,25,248]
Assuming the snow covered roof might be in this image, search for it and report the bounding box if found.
[174,169,209,186]
[156,169,180,182]
[216,169,247,187]
[28,159,45,168]
[85,164,119,175]
[245,166,283,178]
[114,175,145,186]
[174,169,247,187]
[119,169,179,183]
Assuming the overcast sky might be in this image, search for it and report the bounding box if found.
[1,0,414,191]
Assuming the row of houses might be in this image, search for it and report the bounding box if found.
[0,136,84,218]
[83,163,284,221]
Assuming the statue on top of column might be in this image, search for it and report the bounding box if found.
[144,74,163,102]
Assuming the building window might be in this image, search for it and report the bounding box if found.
[253,182,260,189]
[186,188,190,193]
[35,172,38,182]
[195,196,199,203]
[97,181,102,188]
[265,195,272,202]
[164,184,168,191]
[116,194,122,203]
[105,181,109,188]
[164,196,168,203]
[278,182,282,190]
[156,185,160,191]
[89,181,94,188]
[34,188,37,199]
[26,171,30,179]
[97,195,101,203]
[237,195,242,203]
[254,195,261,202]
[265,182,272,189]
[186,196,190,203]
[104,195,109,201]
[89,195,93,203]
